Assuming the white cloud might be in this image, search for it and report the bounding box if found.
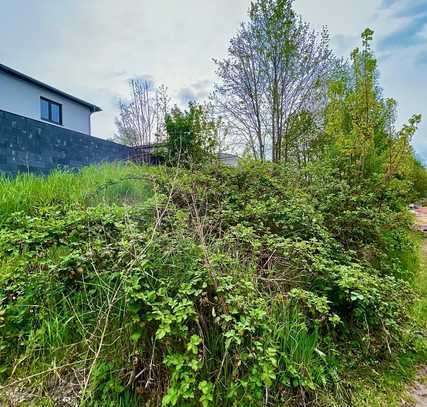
[1,0,249,138]
[295,0,427,162]
[1,0,426,161]
[419,23,427,39]
[177,80,212,106]
[295,0,381,35]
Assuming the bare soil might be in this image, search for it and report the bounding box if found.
[404,366,427,406]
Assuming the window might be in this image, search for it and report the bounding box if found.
[40,97,62,125]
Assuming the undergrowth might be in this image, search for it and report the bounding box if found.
[0,162,425,406]
[350,234,427,406]
[0,163,153,220]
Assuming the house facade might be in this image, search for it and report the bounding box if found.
[0,63,101,135]
[0,63,237,176]
[0,63,134,177]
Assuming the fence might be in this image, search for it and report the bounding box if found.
[0,109,133,176]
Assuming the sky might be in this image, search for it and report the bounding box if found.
[1,0,426,161]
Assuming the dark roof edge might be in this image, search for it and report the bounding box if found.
[0,63,102,113]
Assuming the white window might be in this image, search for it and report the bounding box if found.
[41,97,62,125]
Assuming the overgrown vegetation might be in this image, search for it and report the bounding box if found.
[164,103,218,166]
[0,158,425,406]
[0,164,153,221]
[1,0,427,406]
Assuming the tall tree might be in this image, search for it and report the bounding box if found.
[214,26,267,160]
[214,0,333,163]
[324,29,421,183]
[115,79,170,146]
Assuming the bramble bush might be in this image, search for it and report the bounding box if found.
[1,24,425,407]
[0,159,421,406]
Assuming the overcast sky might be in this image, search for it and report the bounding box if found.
[1,0,426,161]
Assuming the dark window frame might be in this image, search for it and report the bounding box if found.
[40,97,63,125]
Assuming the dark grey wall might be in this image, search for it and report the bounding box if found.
[0,109,133,176]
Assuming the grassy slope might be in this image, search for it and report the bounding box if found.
[0,163,154,219]
[351,236,427,406]
[0,163,426,406]
[0,164,155,406]
[414,241,427,334]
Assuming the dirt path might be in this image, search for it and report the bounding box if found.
[406,366,427,406]
[413,208,427,233]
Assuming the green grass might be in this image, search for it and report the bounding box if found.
[0,162,154,220]
[413,240,427,332]
[1,163,426,406]
[0,163,155,405]
[349,236,427,406]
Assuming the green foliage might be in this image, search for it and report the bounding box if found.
[0,28,425,407]
[409,159,427,201]
[0,162,152,221]
[164,103,218,166]
[324,29,422,189]
[0,158,423,406]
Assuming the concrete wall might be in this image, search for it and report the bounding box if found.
[0,109,132,177]
[0,70,93,134]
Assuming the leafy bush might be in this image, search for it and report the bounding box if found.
[0,161,422,406]
[164,103,218,166]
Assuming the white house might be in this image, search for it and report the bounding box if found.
[0,63,101,135]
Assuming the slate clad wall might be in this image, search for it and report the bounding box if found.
[0,109,133,176]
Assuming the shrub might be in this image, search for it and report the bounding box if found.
[164,103,218,166]
[0,161,421,405]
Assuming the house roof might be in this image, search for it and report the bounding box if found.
[0,63,102,113]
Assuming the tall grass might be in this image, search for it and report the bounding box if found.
[348,235,427,406]
[1,162,425,406]
[413,238,427,332]
[0,163,154,219]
